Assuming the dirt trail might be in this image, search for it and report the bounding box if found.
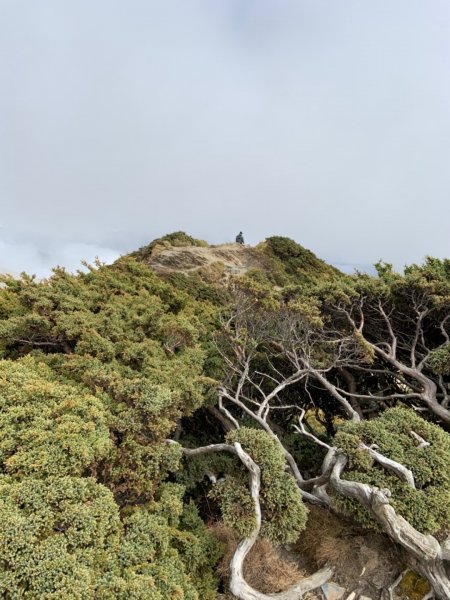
[147,243,270,276]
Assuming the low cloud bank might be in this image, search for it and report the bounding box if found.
[0,232,120,278]
[0,231,375,278]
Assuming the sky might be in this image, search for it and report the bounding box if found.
[1,0,450,277]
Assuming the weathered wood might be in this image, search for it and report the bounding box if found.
[229,442,333,600]
[176,440,333,600]
[330,454,450,600]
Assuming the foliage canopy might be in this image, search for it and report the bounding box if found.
[1,237,450,598]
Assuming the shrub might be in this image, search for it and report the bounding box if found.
[334,408,450,534]
[219,428,308,544]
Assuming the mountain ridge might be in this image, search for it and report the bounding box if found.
[130,231,344,285]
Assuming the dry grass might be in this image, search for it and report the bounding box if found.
[147,243,272,277]
[295,505,349,567]
[295,506,401,593]
[214,508,403,599]
[211,522,303,598]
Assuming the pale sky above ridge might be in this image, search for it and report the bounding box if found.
[1,1,450,277]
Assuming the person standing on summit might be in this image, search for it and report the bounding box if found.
[235,231,244,245]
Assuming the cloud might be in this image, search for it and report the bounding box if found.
[0,231,120,278]
[1,0,449,274]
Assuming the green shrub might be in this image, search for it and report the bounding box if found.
[334,408,450,534]
[131,232,208,262]
[215,428,308,544]
[0,357,111,478]
[0,476,120,599]
[262,236,342,284]
[0,257,223,598]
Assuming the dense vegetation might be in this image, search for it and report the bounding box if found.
[0,235,449,599]
[0,257,222,598]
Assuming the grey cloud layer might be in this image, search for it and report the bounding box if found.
[1,0,449,275]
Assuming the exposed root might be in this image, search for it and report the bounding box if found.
[386,569,408,600]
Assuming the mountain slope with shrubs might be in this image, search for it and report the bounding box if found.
[1,233,450,599]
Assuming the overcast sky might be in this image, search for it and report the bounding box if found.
[1,1,450,276]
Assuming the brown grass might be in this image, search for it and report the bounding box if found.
[214,508,403,599]
[211,522,303,598]
[295,506,401,593]
[294,505,349,567]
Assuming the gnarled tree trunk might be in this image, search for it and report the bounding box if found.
[330,454,450,599]
[229,442,333,600]
[177,441,333,600]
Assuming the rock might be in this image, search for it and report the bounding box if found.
[371,571,390,589]
[358,596,373,600]
[345,593,356,600]
[321,582,347,600]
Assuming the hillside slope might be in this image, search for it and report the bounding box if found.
[131,232,344,285]
[146,243,270,276]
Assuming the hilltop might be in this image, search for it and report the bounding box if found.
[144,243,268,277]
[130,231,343,285]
